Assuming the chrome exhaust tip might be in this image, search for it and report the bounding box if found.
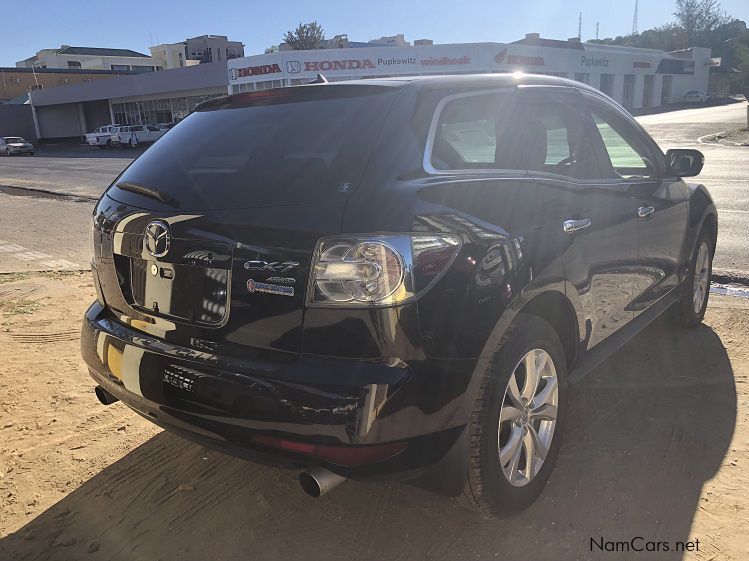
[299,467,347,497]
[94,386,119,405]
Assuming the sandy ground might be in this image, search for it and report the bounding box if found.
[0,272,747,561]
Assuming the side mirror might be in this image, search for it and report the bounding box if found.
[666,148,704,177]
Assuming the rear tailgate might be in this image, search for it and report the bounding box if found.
[93,84,398,356]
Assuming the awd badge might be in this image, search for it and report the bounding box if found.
[247,279,295,297]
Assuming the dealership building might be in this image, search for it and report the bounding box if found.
[227,34,712,110]
[28,62,227,140]
[25,34,714,141]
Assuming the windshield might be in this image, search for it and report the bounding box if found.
[4,137,24,143]
[108,86,397,210]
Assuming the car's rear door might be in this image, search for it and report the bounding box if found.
[93,85,399,357]
[580,91,689,314]
[524,86,642,349]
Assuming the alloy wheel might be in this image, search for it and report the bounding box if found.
[498,348,558,487]
[693,240,710,314]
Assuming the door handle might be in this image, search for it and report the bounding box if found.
[638,206,655,218]
[562,219,591,233]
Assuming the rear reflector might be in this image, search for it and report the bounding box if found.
[252,435,407,467]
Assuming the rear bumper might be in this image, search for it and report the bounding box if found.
[81,303,472,482]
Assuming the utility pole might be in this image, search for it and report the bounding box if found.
[632,0,639,34]
[578,12,582,39]
[596,21,600,40]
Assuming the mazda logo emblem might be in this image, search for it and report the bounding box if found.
[144,220,170,258]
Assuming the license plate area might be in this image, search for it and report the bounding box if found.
[130,258,229,326]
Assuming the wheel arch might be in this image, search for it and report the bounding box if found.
[517,290,580,370]
[686,183,718,260]
[468,286,582,401]
[421,287,582,497]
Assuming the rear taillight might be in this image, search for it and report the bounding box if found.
[308,234,461,307]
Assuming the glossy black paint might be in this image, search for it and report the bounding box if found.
[82,74,717,495]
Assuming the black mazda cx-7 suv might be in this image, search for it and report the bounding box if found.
[82,74,717,514]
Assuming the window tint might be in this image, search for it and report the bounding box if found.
[511,89,598,179]
[438,119,495,164]
[590,110,654,179]
[542,117,571,167]
[431,93,513,170]
[430,89,598,179]
[108,87,396,210]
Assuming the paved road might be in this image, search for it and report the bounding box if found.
[637,101,748,277]
[0,102,746,274]
[0,145,136,199]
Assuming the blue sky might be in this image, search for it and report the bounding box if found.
[1,0,747,67]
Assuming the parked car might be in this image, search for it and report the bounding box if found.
[683,90,710,103]
[155,122,177,130]
[82,75,717,515]
[0,136,34,155]
[116,124,168,147]
[85,125,124,149]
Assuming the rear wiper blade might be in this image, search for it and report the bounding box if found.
[115,181,179,207]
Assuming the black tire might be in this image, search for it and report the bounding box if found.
[458,314,567,516]
[675,227,714,328]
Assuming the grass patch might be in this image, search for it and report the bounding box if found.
[0,270,86,284]
[715,128,749,145]
[0,299,43,316]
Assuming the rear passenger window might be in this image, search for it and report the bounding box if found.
[428,88,598,179]
[430,92,514,170]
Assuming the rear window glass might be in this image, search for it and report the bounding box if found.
[108,86,396,210]
[431,92,514,170]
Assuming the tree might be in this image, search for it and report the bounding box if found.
[283,21,325,51]
[674,0,730,46]
[588,5,739,51]
[264,45,279,54]
[734,42,749,88]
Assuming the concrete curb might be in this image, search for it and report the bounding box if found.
[713,269,749,287]
[0,184,98,202]
[697,130,749,147]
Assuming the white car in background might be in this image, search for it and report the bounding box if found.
[85,125,125,149]
[683,90,710,103]
[0,136,34,155]
[116,124,168,147]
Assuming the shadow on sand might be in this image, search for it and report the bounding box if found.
[0,315,736,561]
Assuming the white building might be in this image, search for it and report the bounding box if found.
[151,35,244,69]
[16,46,161,73]
[149,43,197,70]
[151,35,245,69]
[228,33,712,110]
[368,34,410,47]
